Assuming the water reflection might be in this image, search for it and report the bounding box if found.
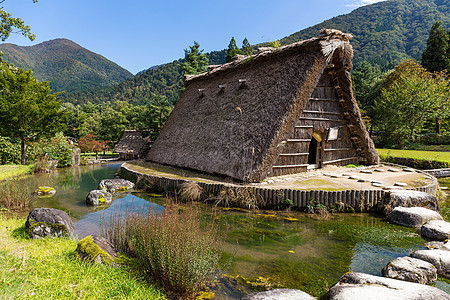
[75,193,164,238]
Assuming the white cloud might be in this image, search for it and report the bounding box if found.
[346,0,387,8]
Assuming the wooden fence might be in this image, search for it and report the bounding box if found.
[119,163,438,211]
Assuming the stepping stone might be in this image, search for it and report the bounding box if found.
[423,240,450,251]
[394,182,408,187]
[242,288,315,300]
[372,183,385,188]
[411,250,450,278]
[371,180,383,184]
[383,186,403,190]
[323,173,333,177]
[388,168,401,172]
[360,170,373,174]
[349,175,360,180]
[328,272,450,300]
[421,220,450,241]
[374,168,386,172]
[330,174,341,178]
[381,256,437,284]
[386,190,439,212]
[389,207,443,228]
[425,241,445,250]
[342,173,351,177]
[357,179,369,183]
[403,168,415,172]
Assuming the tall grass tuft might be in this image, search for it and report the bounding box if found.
[0,178,34,210]
[179,181,203,201]
[103,198,225,299]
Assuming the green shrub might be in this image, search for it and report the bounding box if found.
[103,198,225,299]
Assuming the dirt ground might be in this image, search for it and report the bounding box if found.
[128,161,432,191]
[253,165,432,191]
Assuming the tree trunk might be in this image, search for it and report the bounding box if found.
[20,138,26,165]
[435,118,441,134]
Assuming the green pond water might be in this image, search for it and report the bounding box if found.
[17,163,450,299]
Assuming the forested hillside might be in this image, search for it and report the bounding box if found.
[281,0,450,71]
[0,39,133,93]
[59,0,450,105]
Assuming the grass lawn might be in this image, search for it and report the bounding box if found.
[81,151,119,157]
[0,216,165,300]
[377,149,450,163]
[0,164,34,181]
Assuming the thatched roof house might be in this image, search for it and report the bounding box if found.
[114,130,149,160]
[147,29,379,181]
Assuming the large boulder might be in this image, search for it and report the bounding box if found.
[328,272,450,300]
[241,289,315,300]
[389,207,443,227]
[76,235,117,265]
[385,190,439,211]
[421,220,450,241]
[411,249,450,278]
[98,178,134,193]
[86,190,113,206]
[25,208,75,239]
[381,256,437,284]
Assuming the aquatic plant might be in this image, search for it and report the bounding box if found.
[214,187,263,210]
[103,197,226,299]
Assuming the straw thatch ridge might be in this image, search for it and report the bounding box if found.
[147,29,379,181]
[114,130,148,159]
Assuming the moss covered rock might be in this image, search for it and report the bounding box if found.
[76,235,117,265]
[25,208,75,239]
[86,189,112,206]
[98,179,134,193]
[36,186,56,196]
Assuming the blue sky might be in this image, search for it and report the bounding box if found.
[3,0,386,74]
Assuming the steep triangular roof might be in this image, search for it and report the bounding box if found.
[147,29,379,181]
[114,130,147,155]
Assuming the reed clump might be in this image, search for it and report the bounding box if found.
[179,181,203,201]
[0,178,34,210]
[103,198,225,299]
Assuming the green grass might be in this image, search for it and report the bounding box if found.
[414,145,450,152]
[0,164,34,181]
[80,152,119,157]
[376,149,450,163]
[0,216,166,300]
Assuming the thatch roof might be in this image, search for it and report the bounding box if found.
[147,29,379,181]
[114,130,147,155]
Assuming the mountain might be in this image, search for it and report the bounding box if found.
[0,39,133,93]
[14,0,450,105]
[279,0,450,70]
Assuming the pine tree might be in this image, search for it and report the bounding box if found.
[181,41,209,75]
[226,37,241,62]
[241,38,252,56]
[421,21,450,72]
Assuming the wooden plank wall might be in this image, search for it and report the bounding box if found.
[272,70,358,176]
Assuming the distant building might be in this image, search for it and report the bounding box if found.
[114,130,151,160]
[147,29,379,181]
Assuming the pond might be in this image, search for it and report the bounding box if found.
[19,163,450,298]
